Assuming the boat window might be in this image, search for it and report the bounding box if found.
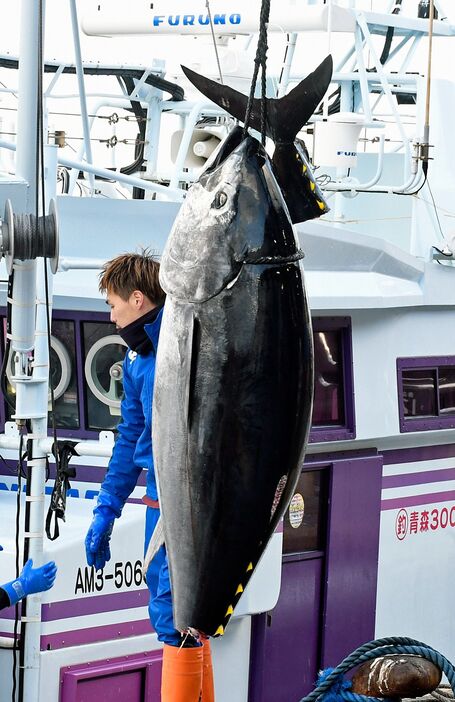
[0,311,126,437]
[310,317,355,443]
[2,317,79,430]
[312,330,345,426]
[439,367,455,415]
[48,319,79,430]
[398,357,455,432]
[402,368,437,417]
[82,321,126,432]
[282,468,328,556]
[0,312,357,440]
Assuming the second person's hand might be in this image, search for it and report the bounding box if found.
[85,506,116,571]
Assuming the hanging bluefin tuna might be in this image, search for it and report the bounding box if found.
[152,55,333,638]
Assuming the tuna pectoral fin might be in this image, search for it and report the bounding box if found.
[178,305,196,427]
[181,55,333,144]
[141,309,196,579]
[142,515,165,578]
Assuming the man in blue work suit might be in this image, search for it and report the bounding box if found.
[84,252,214,702]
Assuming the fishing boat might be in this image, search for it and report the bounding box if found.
[1,1,455,700]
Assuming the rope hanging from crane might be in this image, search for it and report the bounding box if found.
[243,0,271,145]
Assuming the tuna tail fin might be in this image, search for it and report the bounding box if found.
[181,55,333,144]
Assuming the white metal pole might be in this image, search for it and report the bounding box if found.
[0,433,115,458]
[13,0,39,357]
[0,138,186,199]
[22,146,58,702]
[16,5,40,197]
[68,0,96,193]
[323,0,334,120]
[276,33,297,98]
[143,97,162,184]
[13,1,45,701]
[423,0,435,157]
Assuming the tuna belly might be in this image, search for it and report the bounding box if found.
[153,261,313,637]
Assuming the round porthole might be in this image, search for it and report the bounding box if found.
[84,334,127,410]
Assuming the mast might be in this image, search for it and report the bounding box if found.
[13,1,52,700]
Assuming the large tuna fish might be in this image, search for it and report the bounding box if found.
[152,57,332,638]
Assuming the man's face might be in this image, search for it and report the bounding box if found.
[107,290,143,329]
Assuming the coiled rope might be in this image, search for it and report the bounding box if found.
[299,637,455,702]
[10,213,56,261]
[431,686,454,702]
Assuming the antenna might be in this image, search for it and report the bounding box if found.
[420,0,436,175]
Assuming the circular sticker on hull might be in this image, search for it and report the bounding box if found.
[289,493,305,529]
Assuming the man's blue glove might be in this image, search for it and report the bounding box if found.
[85,506,116,571]
[3,559,57,606]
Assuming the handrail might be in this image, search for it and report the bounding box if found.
[0,138,185,199]
[69,0,95,193]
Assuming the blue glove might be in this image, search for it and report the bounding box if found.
[2,559,57,606]
[85,506,116,571]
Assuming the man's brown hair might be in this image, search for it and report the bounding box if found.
[99,251,165,305]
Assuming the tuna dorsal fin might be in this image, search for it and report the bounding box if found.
[181,55,333,144]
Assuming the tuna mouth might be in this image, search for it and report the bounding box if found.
[244,250,305,264]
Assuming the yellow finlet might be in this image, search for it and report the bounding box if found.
[225,605,234,616]
[215,625,224,636]
[310,181,316,191]
[236,584,244,596]
[246,562,253,572]
[317,200,326,210]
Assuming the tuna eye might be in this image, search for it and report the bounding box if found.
[212,191,228,209]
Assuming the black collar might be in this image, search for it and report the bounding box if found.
[118,306,162,355]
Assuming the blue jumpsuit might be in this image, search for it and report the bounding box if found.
[95,309,180,645]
